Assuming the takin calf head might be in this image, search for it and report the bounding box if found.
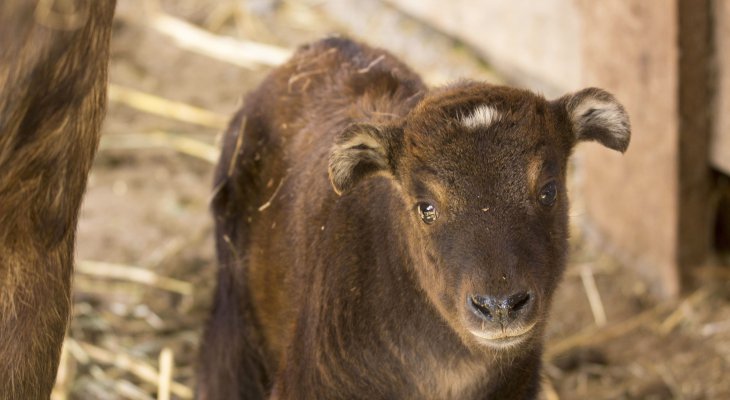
[329,82,630,351]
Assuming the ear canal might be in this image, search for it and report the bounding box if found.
[327,123,397,195]
[562,88,631,153]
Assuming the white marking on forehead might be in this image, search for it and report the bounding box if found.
[460,104,501,130]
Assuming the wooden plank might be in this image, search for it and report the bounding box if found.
[578,1,681,297]
[385,0,581,95]
[677,0,714,280]
[712,0,730,175]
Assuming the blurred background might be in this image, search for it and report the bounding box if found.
[53,0,730,399]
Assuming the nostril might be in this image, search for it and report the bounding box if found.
[509,292,531,313]
[469,295,493,320]
[469,292,532,323]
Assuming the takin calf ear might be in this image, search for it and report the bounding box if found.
[560,88,631,153]
[328,123,400,195]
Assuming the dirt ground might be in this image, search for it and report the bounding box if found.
[55,1,730,399]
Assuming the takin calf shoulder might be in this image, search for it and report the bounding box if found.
[199,37,630,400]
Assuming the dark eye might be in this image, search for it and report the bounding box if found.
[417,202,438,224]
[538,181,558,207]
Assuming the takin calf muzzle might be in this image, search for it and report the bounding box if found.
[469,291,534,326]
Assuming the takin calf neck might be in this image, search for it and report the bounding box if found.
[199,37,630,400]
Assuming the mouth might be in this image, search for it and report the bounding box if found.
[468,322,537,348]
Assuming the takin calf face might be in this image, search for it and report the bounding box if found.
[200,37,630,400]
[328,85,630,352]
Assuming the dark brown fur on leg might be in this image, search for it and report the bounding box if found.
[0,1,115,398]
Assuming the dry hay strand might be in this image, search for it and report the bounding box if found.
[579,263,607,327]
[108,84,229,130]
[51,340,74,400]
[99,131,219,164]
[69,340,193,399]
[545,288,713,361]
[76,260,194,297]
[114,380,155,400]
[258,176,286,212]
[157,347,175,400]
[658,289,712,335]
[148,11,292,69]
[541,373,561,400]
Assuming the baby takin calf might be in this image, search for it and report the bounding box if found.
[199,37,630,400]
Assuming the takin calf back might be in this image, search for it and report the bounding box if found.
[199,37,630,400]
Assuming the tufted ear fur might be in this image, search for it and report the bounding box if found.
[560,88,631,153]
[328,123,400,195]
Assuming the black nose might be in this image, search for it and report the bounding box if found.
[469,292,533,325]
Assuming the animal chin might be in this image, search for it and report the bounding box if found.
[468,323,537,349]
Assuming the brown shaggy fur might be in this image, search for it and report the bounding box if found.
[0,1,115,398]
[199,37,630,399]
